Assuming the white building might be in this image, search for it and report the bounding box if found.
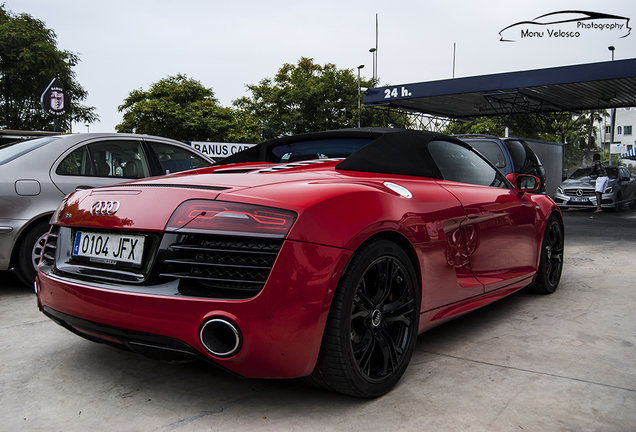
[597,107,636,153]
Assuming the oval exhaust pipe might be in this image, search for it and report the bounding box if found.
[200,318,242,357]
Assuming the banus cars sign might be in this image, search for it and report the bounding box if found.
[40,78,69,117]
[190,141,255,160]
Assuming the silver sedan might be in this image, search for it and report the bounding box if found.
[554,166,636,211]
[0,133,213,286]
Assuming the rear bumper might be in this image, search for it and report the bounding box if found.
[36,240,352,379]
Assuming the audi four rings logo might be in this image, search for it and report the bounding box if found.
[90,200,120,216]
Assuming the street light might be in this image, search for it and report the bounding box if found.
[608,46,616,162]
[357,65,365,128]
[369,48,377,83]
[371,13,378,82]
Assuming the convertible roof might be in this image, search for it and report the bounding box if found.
[217,127,404,165]
[336,129,455,179]
[216,127,476,179]
[363,58,636,119]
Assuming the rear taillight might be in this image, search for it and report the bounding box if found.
[165,200,297,238]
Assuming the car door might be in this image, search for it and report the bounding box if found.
[50,137,151,195]
[428,140,540,292]
[399,177,484,310]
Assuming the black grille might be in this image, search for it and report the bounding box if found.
[42,227,283,300]
[564,188,595,197]
[158,235,283,299]
[41,226,59,266]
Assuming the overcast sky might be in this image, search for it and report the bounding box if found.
[5,0,636,133]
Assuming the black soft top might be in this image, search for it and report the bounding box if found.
[218,128,475,179]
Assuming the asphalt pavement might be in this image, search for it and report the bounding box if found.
[1,208,635,432]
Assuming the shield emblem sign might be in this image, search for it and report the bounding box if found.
[41,78,69,116]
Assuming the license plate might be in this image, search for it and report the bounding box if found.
[73,231,145,267]
[570,196,589,202]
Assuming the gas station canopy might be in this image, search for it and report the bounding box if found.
[363,58,636,119]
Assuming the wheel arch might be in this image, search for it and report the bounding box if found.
[548,209,565,240]
[306,231,422,397]
[534,209,564,267]
[341,230,422,294]
[545,208,564,231]
[10,213,53,268]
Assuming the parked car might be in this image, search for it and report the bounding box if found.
[554,166,636,211]
[36,128,563,398]
[455,135,547,193]
[0,133,213,286]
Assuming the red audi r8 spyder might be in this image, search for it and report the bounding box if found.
[36,129,564,398]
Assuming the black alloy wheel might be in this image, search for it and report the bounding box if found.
[305,239,420,398]
[528,215,564,294]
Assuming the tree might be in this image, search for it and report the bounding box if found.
[444,116,508,136]
[224,108,263,144]
[0,5,97,131]
[116,74,261,143]
[234,57,373,138]
[562,110,606,170]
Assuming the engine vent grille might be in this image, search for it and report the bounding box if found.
[158,235,283,299]
[41,226,59,267]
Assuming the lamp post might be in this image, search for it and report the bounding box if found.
[608,46,616,162]
[369,48,377,83]
[369,14,378,83]
[357,65,365,128]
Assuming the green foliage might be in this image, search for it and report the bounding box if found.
[225,108,263,144]
[116,74,261,143]
[561,111,605,170]
[358,106,416,129]
[444,116,507,136]
[0,5,97,131]
[234,57,373,138]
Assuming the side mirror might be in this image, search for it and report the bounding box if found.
[506,173,540,195]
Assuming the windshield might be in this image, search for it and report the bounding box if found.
[0,137,60,166]
[269,138,374,163]
[569,167,618,180]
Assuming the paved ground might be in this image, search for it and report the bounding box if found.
[1,208,635,432]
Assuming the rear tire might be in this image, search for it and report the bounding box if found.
[305,239,420,398]
[527,215,563,294]
[15,221,50,287]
